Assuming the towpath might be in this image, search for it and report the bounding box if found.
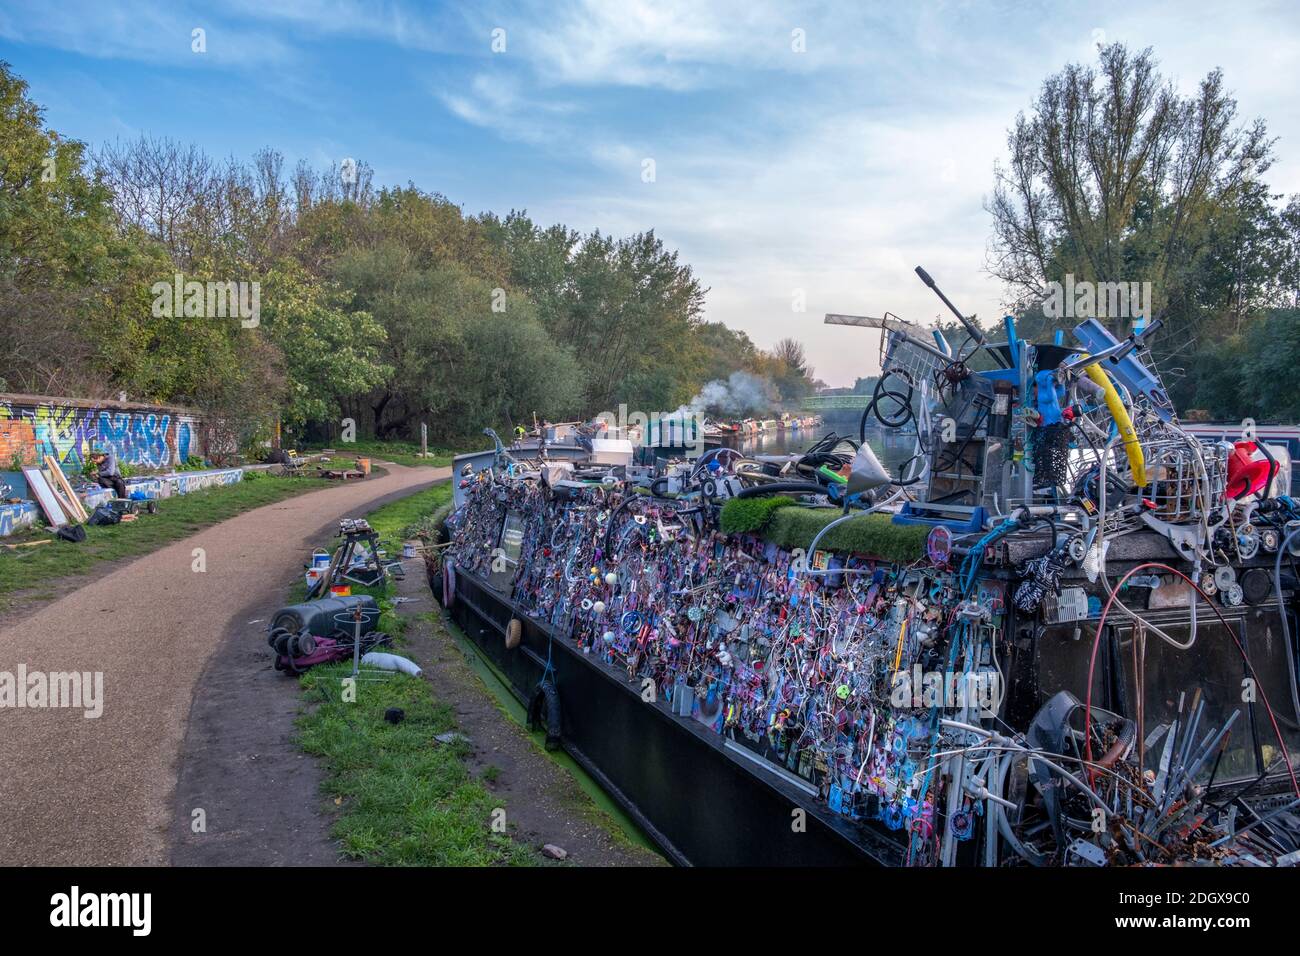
[0,461,443,865]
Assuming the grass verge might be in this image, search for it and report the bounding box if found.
[296,661,534,866]
[292,479,539,866]
[0,473,332,613]
[434,612,663,859]
[299,439,458,469]
[363,482,452,541]
[294,479,661,865]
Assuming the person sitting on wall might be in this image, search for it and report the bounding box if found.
[89,448,127,499]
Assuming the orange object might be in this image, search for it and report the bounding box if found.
[329,584,351,597]
[355,457,371,476]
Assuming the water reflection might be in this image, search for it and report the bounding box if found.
[730,425,918,475]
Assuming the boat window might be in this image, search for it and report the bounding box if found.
[1032,623,1108,716]
[1112,617,1259,784]
[1239,606,1300,775]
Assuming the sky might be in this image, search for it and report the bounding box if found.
[2,0,1297,387]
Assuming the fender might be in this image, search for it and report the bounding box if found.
[528,680,562,751]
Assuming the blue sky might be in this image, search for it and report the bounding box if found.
[3,0,1298,386]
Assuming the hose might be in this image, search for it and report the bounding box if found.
[860,372,916,438]
[735,481,829,499]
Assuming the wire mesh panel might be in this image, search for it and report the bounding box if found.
[880,323,949,387]
[1141,431,1229,524]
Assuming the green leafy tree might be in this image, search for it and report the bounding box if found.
[259,260,390,429]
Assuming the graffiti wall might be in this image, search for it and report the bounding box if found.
[0,501,38,537]
[0,394,203,470]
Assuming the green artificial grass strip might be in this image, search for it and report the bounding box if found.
[718,495,796,534]
[719,494,928,562]
[758,507,930,564]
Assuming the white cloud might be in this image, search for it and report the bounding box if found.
[482,0,1300,386]
[221,0,463,53]
[0,0,296,68]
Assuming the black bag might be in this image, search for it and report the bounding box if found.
[89,504,121,526]
[56,524,87,542]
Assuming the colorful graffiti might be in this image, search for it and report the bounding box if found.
[0,397,202,470]
[0,467,245,537]
[0,501,38,537]
[166,468,242,495]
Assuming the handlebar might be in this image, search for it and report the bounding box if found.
[914,266,1011,369]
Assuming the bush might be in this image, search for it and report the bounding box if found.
[403,502,453,542]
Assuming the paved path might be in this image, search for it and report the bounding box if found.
[0,462,444,865]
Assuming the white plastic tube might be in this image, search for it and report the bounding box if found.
[361,652,423,677]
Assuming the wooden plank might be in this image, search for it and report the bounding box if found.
[45,460,86,522]
[44,456,88,522]
[48,486,79,519]
[3,538,52,550]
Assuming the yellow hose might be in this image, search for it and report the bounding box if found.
[1082,361,1147,486]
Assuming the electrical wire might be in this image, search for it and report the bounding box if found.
[1083,561,1300,799]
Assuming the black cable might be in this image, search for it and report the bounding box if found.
[861,371,916,439]
[735,481,830,499]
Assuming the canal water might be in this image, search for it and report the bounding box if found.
[731,423,918,475]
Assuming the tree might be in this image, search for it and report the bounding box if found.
[258,261,390,429]
[1,59,744,449]
[0,60,160,397]
[987,44,1300,416]
[988,44,1272,330]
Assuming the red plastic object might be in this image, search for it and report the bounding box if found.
[1226,441,1271,499]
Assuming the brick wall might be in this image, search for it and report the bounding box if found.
[0,393,204,470]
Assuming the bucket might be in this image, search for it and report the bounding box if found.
[330,584,352,597]
[402,541,417,559]
[311,549,330,568]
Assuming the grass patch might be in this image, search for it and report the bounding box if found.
[719,495,795,534]
[289,478,540,867]
[0,473,332,613]
[434,614,663,859]
[759,507,930,563]
[299,439,458,469]
[364,481,452,542]
[296,662,536,866]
